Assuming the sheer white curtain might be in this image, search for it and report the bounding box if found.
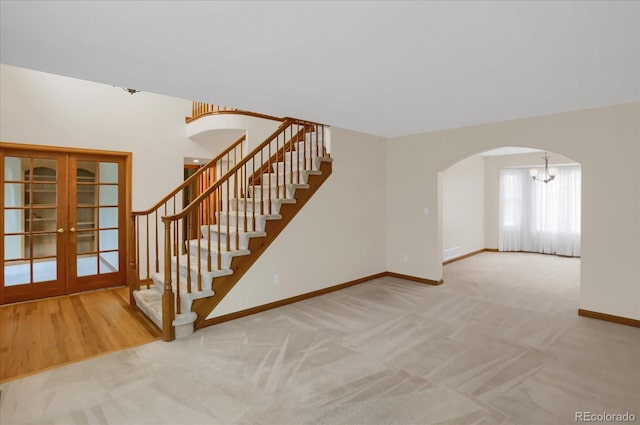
[499,166,581,257]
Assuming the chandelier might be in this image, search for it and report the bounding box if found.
[530,152,557,183]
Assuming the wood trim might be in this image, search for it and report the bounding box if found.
[1,144,132,304]
[484,248,499,252]
[443,248,490,265]
[197,269,450,328]
[200,272,387,327]
[0,142,132,158]
[384,271,443,285]
[185,109,285,124]
[578,309,640,328]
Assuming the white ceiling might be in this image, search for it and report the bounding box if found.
[1,1,638,138]
[479,147,542,157]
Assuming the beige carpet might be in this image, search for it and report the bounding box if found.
[1,252,638,424]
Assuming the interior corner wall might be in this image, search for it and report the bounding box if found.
[484,152,576,249]
[208,127,387,319]
[442,155,485,259]
[387,103,640,320]
[0,64,235,212]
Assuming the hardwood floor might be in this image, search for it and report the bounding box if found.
[0,286,160,383]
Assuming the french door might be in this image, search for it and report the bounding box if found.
[1,145,129,304]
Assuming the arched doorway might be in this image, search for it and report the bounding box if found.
[441,147,581,263]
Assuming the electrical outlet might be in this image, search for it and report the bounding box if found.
[423,207,430,216]
[402,254,409,263]
[273,273,280,285]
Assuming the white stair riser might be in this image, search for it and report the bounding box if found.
[142,281,195,313]
[260,172,308,185]
[248,185,295,199]
[272,160,317,173]
[217,212,266,231]
[171,255,230,281]
[231,198,290,214]
[298,144,324,153]
[184,241,238,269]
[283,151,317,161]
[200,225,252,250]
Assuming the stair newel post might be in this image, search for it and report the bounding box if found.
[162,218,176,342]
[128,213,139,305]
[174,220,181,315]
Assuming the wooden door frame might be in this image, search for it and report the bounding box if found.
[0,142,132,304]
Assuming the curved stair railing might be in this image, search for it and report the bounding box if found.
[153,118,328,341]
[186,101,285,123]
[129,134,246,297]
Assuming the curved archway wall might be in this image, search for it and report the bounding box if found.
[387,102,640,320]
[186,113,283,152]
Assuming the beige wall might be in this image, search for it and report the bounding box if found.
[388,103,640,320]
[209,127,388,318]
[0,65,388,318]
[3,64,638,322]
[484,151,576,249]
[442,155,485,259]
[0,64,232,212]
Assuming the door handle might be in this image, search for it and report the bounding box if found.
[57,228,64,233]
[70,228,76,232]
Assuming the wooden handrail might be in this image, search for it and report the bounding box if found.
[144,115,327,342]
[132,134,246,216]
[186,101,285,124]
[164,119,293,222]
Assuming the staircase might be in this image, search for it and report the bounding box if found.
[129,118,332,341]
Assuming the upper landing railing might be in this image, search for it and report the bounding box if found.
[186,101,284,124]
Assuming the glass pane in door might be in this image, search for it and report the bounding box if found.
[73,161,121,277]
[3,156,60,289]
[97,162,119,274]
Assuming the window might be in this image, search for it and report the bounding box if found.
[499,166,581,257]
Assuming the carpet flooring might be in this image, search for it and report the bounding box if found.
[1,252,638,424]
